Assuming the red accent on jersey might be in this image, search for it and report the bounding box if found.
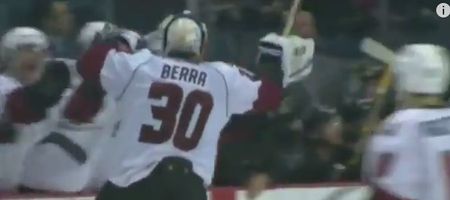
[63,82,105,123]
[211,187,236,200]
[139,82,182,144]
[252,75,282,113]
[78,45,115,82]
[5,88,46,124]
[442,151,450,197]
[139,82,213,151]
[73,43,126,123]
[372,187,412,200]
[376,153,394,178]
[174,89,213,151]
[78,39,132,82]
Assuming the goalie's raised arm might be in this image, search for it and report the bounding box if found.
[241,32,314,113]
[259,33,314,87]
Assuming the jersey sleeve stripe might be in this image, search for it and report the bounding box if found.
[210,67,230,116]
[252,75,282,113]
[116,62,148,101]
[78,45,116,82]
[39,132,87,164]
[63,81,105,123]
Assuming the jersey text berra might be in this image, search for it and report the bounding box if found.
[161,64,207,87]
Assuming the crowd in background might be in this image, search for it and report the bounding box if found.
[0,0,449,193]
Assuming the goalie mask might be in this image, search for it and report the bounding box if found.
[162,12,207,56]
[1,27,49,84]
[394,44,450,95]
[258,33,315,87]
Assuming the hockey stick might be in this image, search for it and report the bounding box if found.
[359,38,395,134]
[275,0,302,113]
[282,0,302,36]
[360,38,395,65]
[347,38,396,166]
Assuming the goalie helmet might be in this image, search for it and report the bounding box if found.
[144,14,177,54]
[162,12,207,56]
[1,27,49,68]
[394,44,450,95]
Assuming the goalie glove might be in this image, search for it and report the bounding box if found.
[258,33,315,87]
[92,24,141,53]
[120,29,141,52]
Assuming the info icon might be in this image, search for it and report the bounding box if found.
[436,3,450,18]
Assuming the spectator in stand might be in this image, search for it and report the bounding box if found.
[213,114,274,186]
[270,111,352,184]
[29,0,76,58]
[114,0,185,33]
[302,0,377,57]
[209,0,287,67]
[292,11,317,38]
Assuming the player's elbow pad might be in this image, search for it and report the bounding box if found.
[78,44,116,82]
[63,81,105,123]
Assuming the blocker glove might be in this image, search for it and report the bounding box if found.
[257,33,315,87]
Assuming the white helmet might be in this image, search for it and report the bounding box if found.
[144,14,177,54]
[394,44,450,95]
[77,21,113,51]
[1,27,49,69]
[162,13,207,56]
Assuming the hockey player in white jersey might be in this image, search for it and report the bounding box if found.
[364,44,450,200]
[0,27,49,190]
[0,27,49,115]
[0,27,71,191]
[19,22,141,192]
[76,12,313,200]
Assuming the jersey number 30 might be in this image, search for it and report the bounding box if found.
[139,82,213,151]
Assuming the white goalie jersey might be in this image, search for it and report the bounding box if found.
[95,49,263,187]
[364,108,450,200]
